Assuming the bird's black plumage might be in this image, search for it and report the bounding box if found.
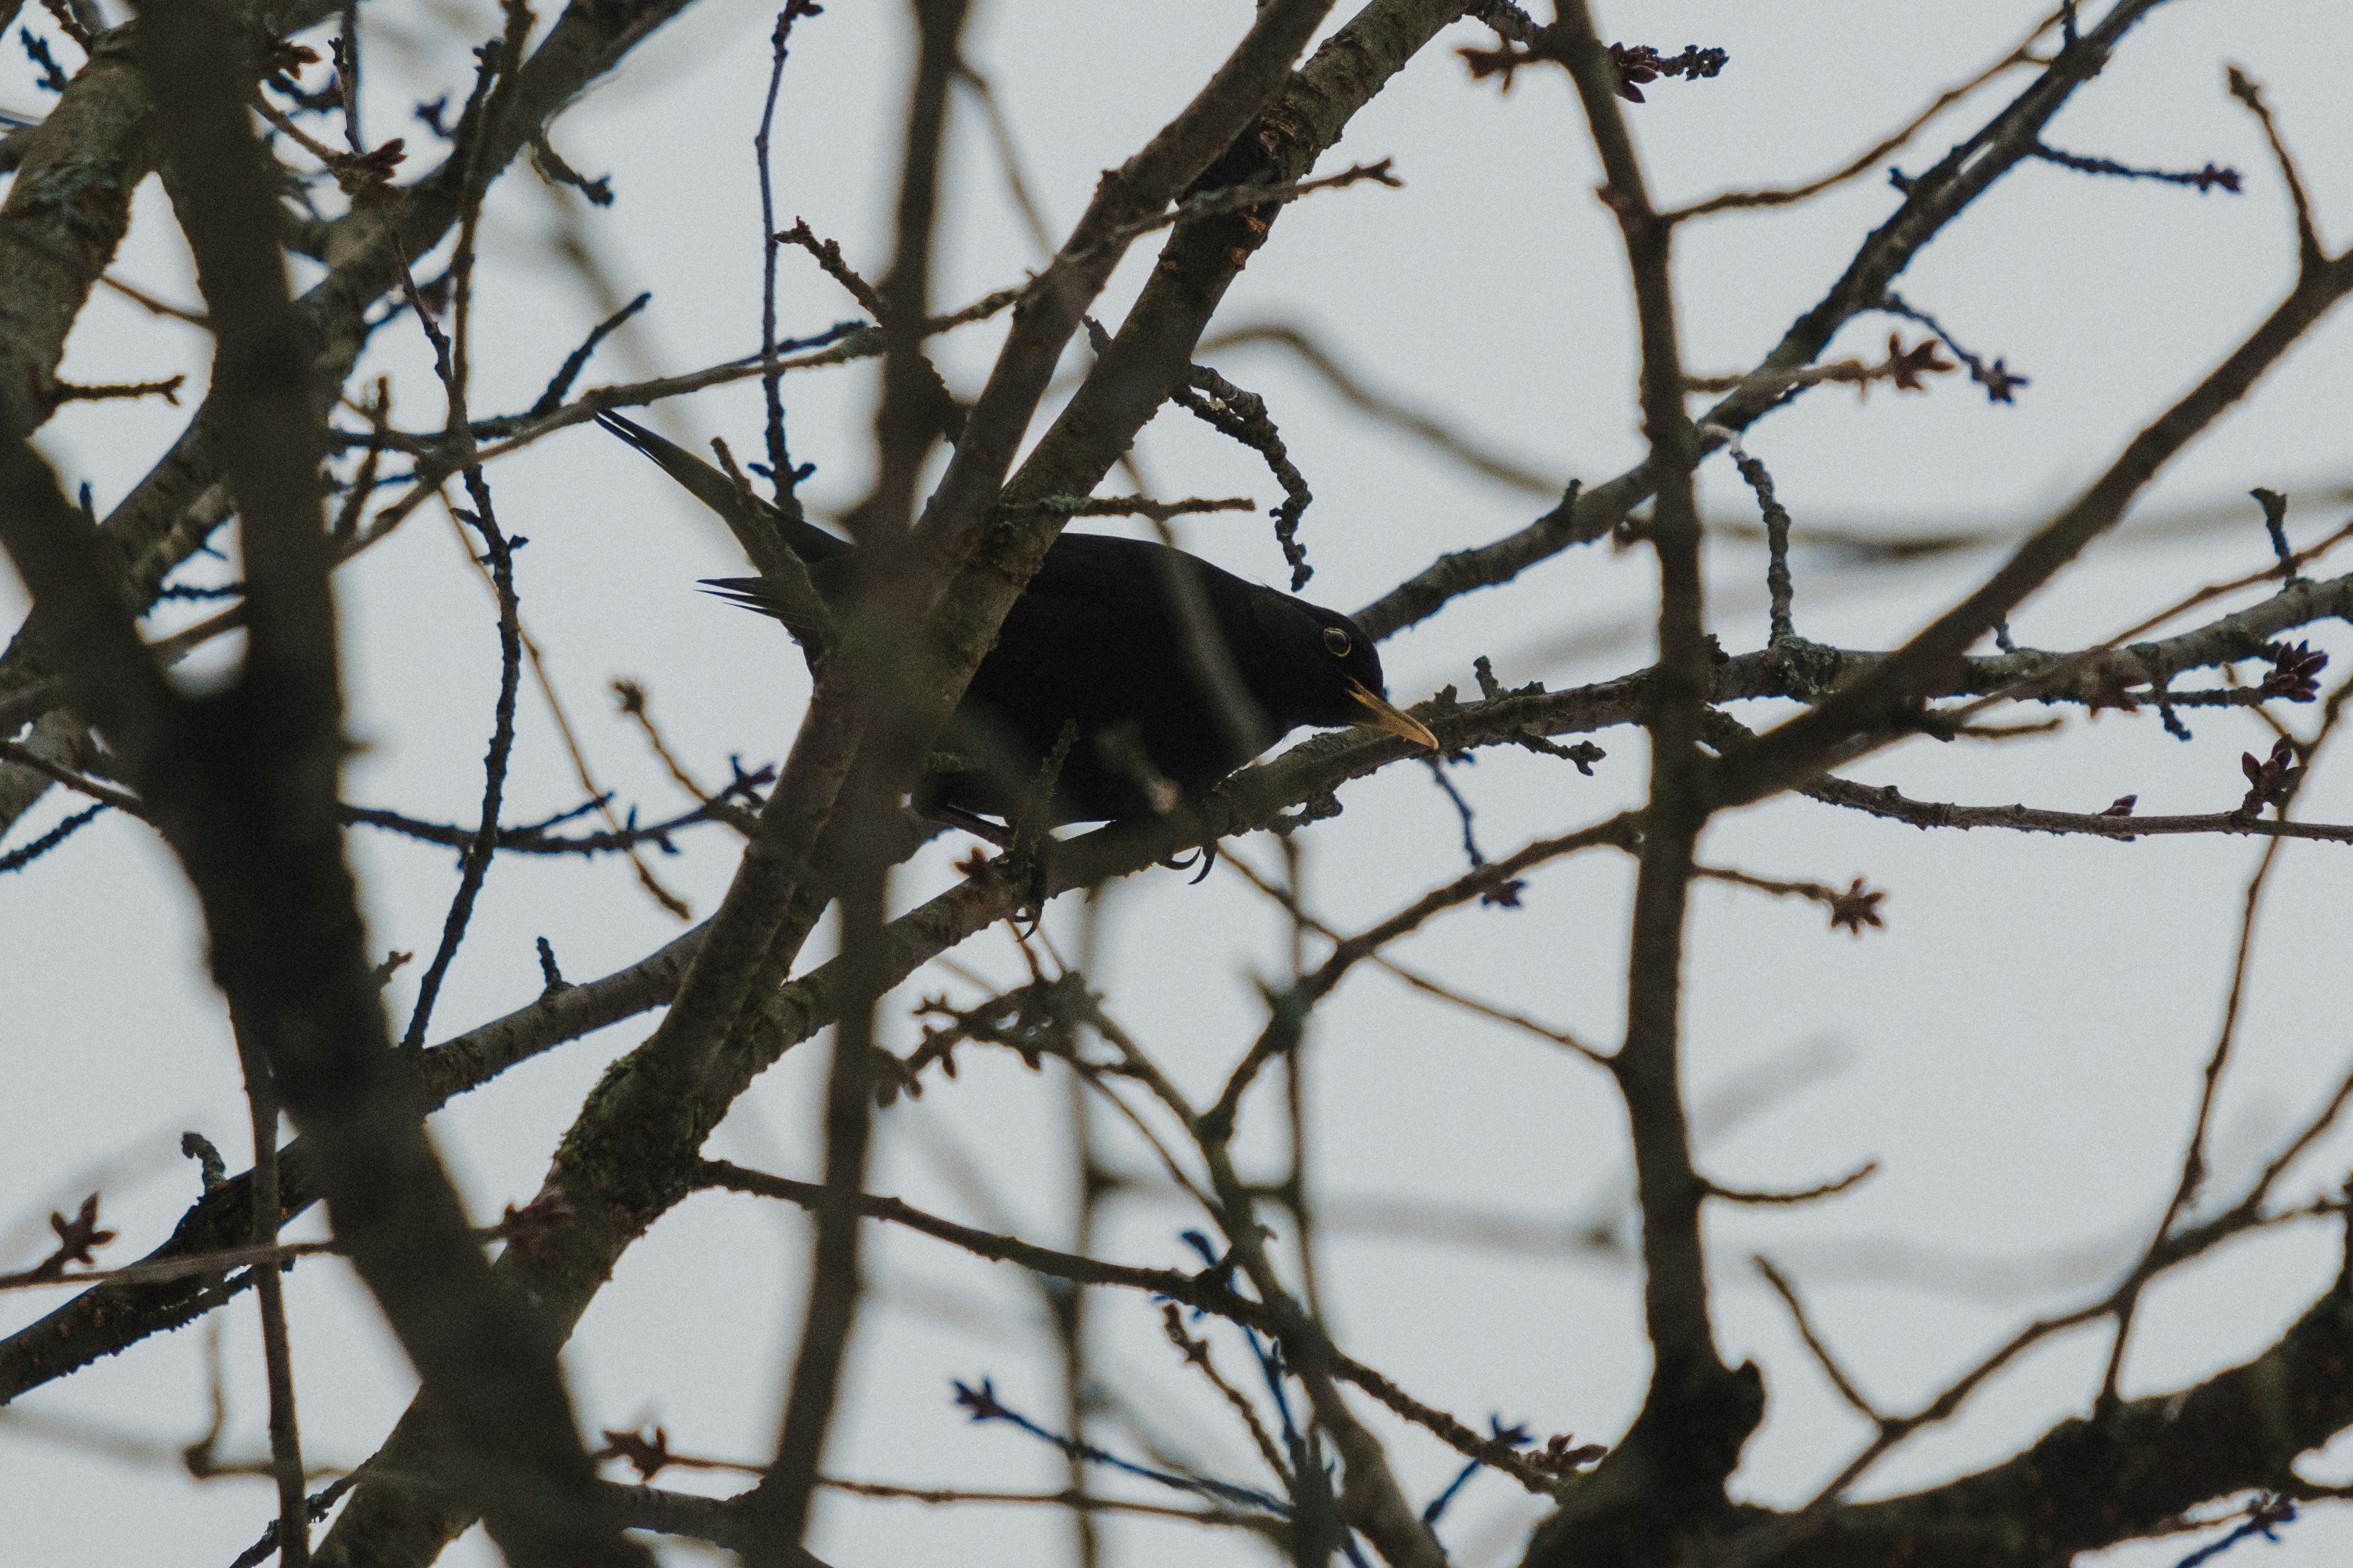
[598,412,1435,824]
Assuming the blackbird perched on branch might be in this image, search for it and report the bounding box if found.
[598,413,1436,825]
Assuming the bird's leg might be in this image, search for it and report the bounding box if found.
[1001,721,1080,922]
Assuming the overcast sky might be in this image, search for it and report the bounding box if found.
[7,3,2353,1565]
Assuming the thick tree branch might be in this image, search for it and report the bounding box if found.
[303,7,1354,1560]
[22,542,2349,1405]
[742,13,972,1555]
[0,7,649,1564]
[0,0,702,836]
[1531,13,1761,1557]
[996,0,1477,580]
[0,4,336,448]
[1739,1216,2353,1568]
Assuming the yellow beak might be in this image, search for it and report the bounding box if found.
[1347,679,1440,751]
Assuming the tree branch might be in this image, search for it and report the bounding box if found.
[1355,0,2176,643]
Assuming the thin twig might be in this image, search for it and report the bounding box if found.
[693,1161,1269,1329]
[2098,834,2282,1411]
[954,64,1056,257]
[1801,776,2353,846]
[1104,158,1401,250]
[1705,1162,1879,1206]
[1663,10,2060,221]
[1172,364,1315,587]
[1208,813,1639,1134]
[240,1053,307,1564]
[52,373,186,406]
[348,308,996,548]
[2227,66,2321,269]
[439,524,693,915]
[0,801,106,873]
[394,487,525,1054]
[822,1476,1280,1531]
[526,292,650,418]
[1753,1257,1883,1423]
[1198,322,1563,498]
[756,5,824,506]
[775,218,887,322]
[1220,846,1607,1063]
[2094,680,2353,1410]
[1324,1351,1562,1497]
[1160,1304,1294,1486]
[97,272,208,325]
[0,739,148,819]
[1706,430,1795,641]
[1692,864,1887,936]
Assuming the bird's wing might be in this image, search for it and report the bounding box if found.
[968,534,1256,742]
[980,535,1178,676]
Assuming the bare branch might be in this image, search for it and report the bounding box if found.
[693,1159,1270,1329]
[1552,1,1755,1516]
[1715,235,2353,808]
[1800,776,2353,846]
[1665,11,2059,221]
[1753,1257,1885,1426]
[1707,1164,1880,1207]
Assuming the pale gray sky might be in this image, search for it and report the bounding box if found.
[7,3,2353,1564]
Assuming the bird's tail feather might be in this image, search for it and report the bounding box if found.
[597,410,851,567]
[698,575,827,638]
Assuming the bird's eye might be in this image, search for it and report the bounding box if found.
[1322,626,1352,658]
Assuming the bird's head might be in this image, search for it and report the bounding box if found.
[1250,595,1438,752]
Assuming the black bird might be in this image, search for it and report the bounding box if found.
[598,413,1436,824]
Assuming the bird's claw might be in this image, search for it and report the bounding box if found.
[1159,841,1219,885]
